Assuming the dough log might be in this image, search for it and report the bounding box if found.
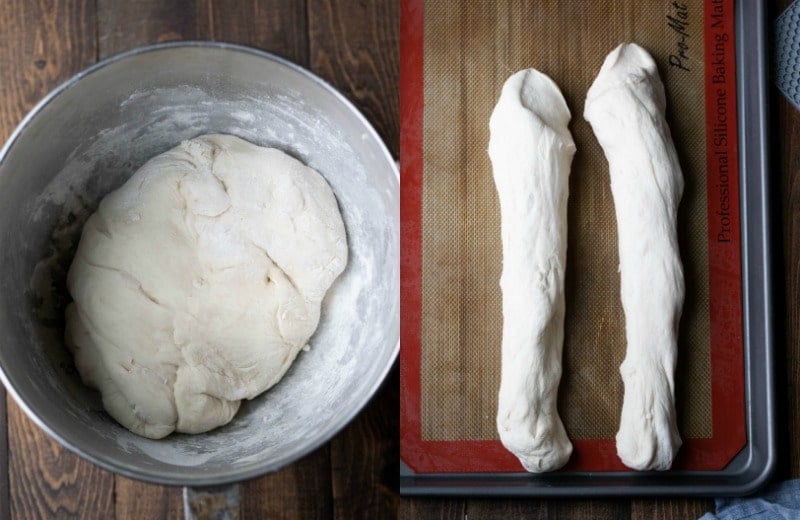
[489,69,575,472]
[584,43,684,471]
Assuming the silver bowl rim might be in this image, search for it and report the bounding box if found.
[0,40,400,486]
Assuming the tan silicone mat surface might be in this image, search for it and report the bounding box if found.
[420,1,711,441]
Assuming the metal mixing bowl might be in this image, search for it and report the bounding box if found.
[0,42,399,485]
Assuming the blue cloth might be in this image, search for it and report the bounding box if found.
[776,0,800,110]
[699,479,800,520]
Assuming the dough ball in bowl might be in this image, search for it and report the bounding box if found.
[66,134,348,439]
[0,42,398,485]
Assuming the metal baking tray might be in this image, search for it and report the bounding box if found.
[400,0,776,496]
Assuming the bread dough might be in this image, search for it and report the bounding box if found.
[65,134,347,439]
[584,43,684,471]
[489,69,575,472]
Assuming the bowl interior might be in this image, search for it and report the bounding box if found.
[0,43,399,485]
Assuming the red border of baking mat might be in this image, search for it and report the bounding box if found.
[400,0,745,473]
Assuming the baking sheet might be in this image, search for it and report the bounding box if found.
[401,0,774,492]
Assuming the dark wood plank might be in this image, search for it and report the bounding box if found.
[96,0,212,58]
[7,403,114,519]
[549,499,630,520]
[399,497,465,520]
[0,0,97,138]
[308,0,400,158]
[630,498,713,520]
[115,476,183,520]
[0,0,110,517]
[778,60,800,481]
[330,368,399,520]
[0,392,8,520]
[467,499,547,520]
[207,0,308,64]
[778,0,800,483]
[240,447,333,519]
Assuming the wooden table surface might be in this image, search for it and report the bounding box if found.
[0,1,398,518]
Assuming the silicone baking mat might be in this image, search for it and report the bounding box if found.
[401,0,745,472]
